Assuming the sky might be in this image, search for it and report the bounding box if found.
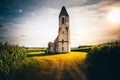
[0,0,120,47]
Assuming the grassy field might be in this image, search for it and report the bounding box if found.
[1,41,119,80]
[18,52,87,80]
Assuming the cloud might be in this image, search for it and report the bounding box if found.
[111,29,120,38]
[0,16,5,19]
[101,25,120,42]
[0,24,9,35]
[80,0,120,6]
[18,9,23,13]
[0,24,4,28]
[0,36,6,39]
[0,0,45,23]
[20,34,26,37]
[42,0,120,9]
[1,0,119,24]
[0,35,7,43]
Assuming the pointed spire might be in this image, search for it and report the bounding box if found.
[59,6,69,16]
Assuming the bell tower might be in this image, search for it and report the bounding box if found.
[57,6,70,53]
[47,6,70,54]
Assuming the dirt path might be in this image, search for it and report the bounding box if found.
[55,60,87,80]
[35,52,87,80]
[56,60,65,80]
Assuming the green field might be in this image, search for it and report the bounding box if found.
[18,52,87,80]
[1,41,120,80]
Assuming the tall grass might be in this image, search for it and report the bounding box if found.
[15,52,87,80]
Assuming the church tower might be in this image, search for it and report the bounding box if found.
[47,6,70,54]
[54,6,70,53]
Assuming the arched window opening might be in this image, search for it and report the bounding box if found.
[62,39,64,44]
[62,17,64,24]
[62,47,64,51]
[62,31,64,34]
[65,27,68,31]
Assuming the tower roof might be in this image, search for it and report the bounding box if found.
[59,6,69,16]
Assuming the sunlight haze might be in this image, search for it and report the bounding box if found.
[0,0,120,47]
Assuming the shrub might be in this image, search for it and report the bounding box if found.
[86,41,120,80]
[25,47,46,53]
[71,47,91,52]
[0,43,26,80]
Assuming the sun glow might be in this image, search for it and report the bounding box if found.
[107,8,120,24]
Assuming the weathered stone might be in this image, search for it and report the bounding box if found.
[47,6,70,54]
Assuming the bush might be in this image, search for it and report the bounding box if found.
[0,43,26,80]
[25,47,46,53]
[72,46,92,52]
[71,47,91,52]
[86,41,120,80]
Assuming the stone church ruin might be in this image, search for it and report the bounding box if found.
[47,6,70,54]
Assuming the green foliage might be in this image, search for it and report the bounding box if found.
[71,46,92,52]
[25,47,46,53]
[86,40,120,80]
[0,43,26,79]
